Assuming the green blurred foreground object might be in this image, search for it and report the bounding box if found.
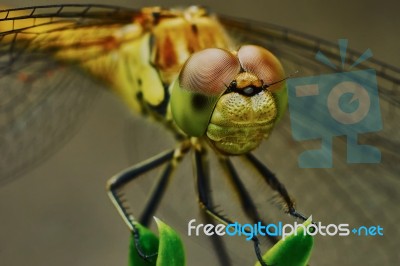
[255,217,314,266]
[129,217,313,266]
[129,218,185,266]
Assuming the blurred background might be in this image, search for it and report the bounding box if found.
[0,0,399,266]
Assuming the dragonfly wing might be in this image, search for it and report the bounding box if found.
[0,5,141,184]
[218,15,400,265]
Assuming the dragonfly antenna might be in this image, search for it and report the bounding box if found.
[264,70,299,88]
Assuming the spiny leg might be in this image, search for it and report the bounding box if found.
[107,149,174,230]
[218,156,277,265]
[244,153,308,221]
[139,161,175,227]
[193,147,268,266]
[106,144,189,261]
[193,146,231,265]
[218,155,279,244]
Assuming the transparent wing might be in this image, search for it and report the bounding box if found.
[0,5,139,184]
[216,15,400,265]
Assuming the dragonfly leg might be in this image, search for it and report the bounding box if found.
[192,145,231,265]
[139,161,177,227]
[218,156,279,244]
[193,148,268,266]
[243,153,308,221]
[200,211,232,266]
[106,143,190,261]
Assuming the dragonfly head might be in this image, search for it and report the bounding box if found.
[170,45,288,155]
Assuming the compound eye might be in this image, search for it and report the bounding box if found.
[179,48,240,96]
[237,45,285,92]
[171,48,240,137]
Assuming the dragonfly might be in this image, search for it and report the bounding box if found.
[0,3,399,266]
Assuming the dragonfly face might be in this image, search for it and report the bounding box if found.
[207,71,277,155]
[171,45,286,155]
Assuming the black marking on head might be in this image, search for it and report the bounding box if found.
[225,84,263,97]
[239,86,263,96]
